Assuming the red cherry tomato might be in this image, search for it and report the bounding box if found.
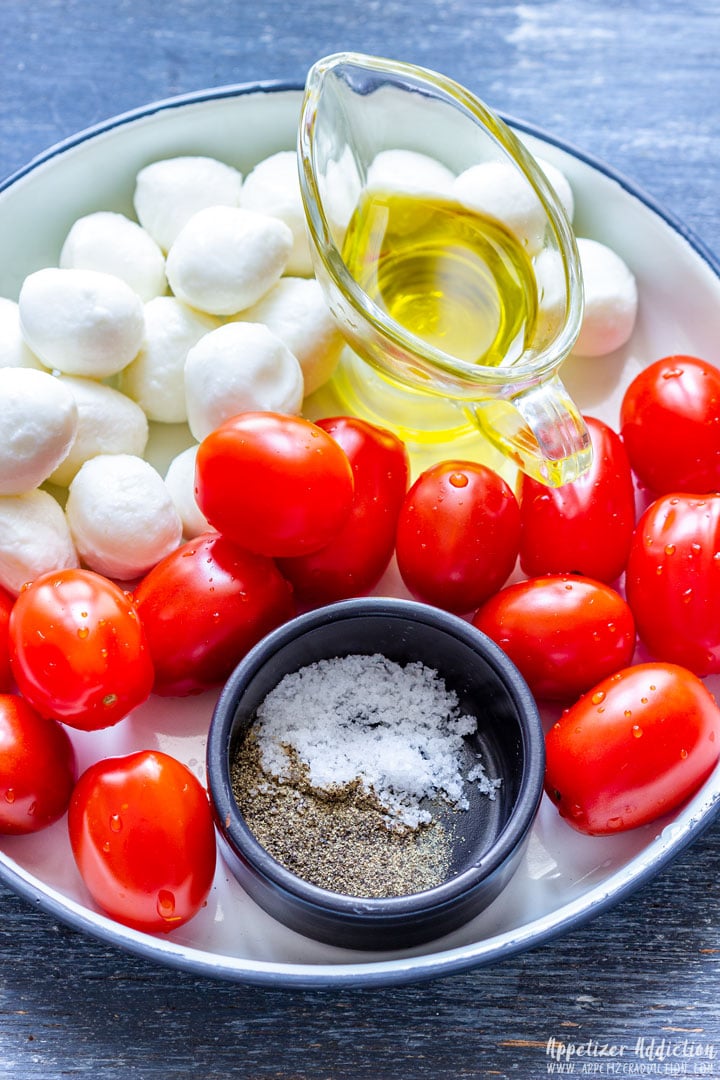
[195,412,355,558]
[0,694,76,834]
[68,750,217,933]
[625,492,720,676]
[545,663,720,834]
[0,586,13,691]
[279,416,409,605]
[620,354,720,494]
[395,460,520,613]
[472,575,636,701]
[134,532,294,696]
[518,416,636,583]
[9,569,154,731]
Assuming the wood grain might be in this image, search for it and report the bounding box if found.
[2,821,719,1077]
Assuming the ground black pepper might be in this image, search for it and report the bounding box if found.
[231,730,457,898]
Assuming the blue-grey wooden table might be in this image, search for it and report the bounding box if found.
[1,2,719,1077]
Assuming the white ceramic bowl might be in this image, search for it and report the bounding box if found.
[2,82,720,988]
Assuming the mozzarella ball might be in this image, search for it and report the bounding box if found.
[164,444,210,539]
[0,489,78,595]
[60,211,166,301]
[118,296,216,423]
[18,267,145,377]
[536,157,575,222]
[133,155,243,253]
[184,322,304,441]
[573,238,638,357]
[166,206,293,316]
[532,248,567,345]
[322,144,363,234]
[452,160,547,255]
[66,454,182,580]
[237,277,343,395]
[0,368,78,495]
[49,377,149,487]
[241,151,313,276]
[366,150,455,196]
[0,297,44,370]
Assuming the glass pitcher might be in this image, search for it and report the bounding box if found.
[298,52,591,486]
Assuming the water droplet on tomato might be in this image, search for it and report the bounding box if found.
[449,472,468,488]
[77,626,89,639]
[569,804,584,819]
[680,748,688,759]
[157,890,180,923]
[109,814,122,833]
[607,622,617,633]
[691,543,702,555]
[682,588,693,603]
[624,709,632,718]
[4,789,15,804]
[632,725,643,739]
[102,841,111,853]
[662,368,684,379]
[607,816,624,830]
[641,697,648,704]
[664,544,676,556]
[591,690,605,705]
[103,693,117,708]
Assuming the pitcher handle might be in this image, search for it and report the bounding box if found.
[468,374,592,487]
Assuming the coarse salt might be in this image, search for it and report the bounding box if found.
[254,653,500,830]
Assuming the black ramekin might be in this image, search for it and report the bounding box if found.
[206,596,545,951]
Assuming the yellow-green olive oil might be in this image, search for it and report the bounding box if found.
[341,188,539,366]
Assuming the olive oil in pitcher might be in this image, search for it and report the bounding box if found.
[341,189,539,366]
[304,187,541,477]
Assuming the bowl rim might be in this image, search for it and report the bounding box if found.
[206,596,546,918]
